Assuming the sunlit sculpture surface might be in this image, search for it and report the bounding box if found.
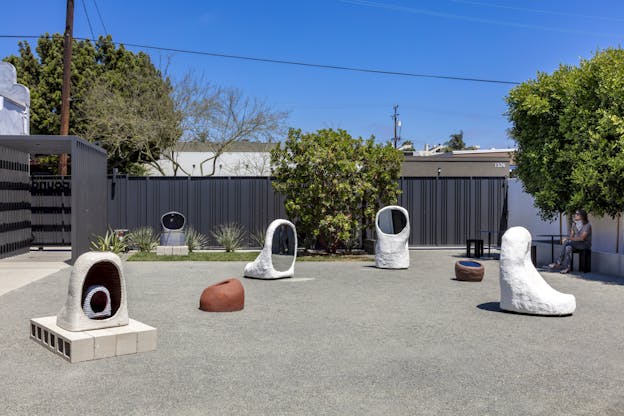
[244,219,297,279]
[499,226,576,316]
[31,251,157,363]
[375,205,410,269]
[57,251,129,331]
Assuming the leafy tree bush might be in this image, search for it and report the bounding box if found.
[3,34,181,173]
[506,48,624,220]
[271,128,402,253]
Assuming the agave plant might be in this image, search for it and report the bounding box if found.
[249,228,266,248]
[90,227,127,254]
[127,226,160,252]
[186,227,208,252]
[211,223,245,252]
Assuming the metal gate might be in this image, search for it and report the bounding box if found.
[30,176,71,246]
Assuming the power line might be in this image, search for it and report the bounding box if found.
[0,34,520,85]
[92,0,108,34]
[450,0,624,23]
[338,0,624,37]
[80,0,95,40]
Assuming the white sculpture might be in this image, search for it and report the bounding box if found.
[499,226,576,316]
[57,252,129,331]
[244,219,297,279]
[375,205,410,269]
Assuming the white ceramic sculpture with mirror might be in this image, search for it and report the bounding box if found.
[57,251,129,331]
[244,219,297,279]
[375,205,410,269]
[499,226,576,316]
[30,252,157,363]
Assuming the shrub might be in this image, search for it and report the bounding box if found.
[91,227,127,254]
[211,223,245,252]
[186,227,208,252]
[249,228,266,248]
[127,227,159,252]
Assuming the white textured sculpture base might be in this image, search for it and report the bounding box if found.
[500,226,576,316]
[30,316,157,363]
[57,252,129,332]
[244,219,297,279]
[156,245,189,256]
[375,205,410,269]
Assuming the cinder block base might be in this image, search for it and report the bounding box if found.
[30,316,157,363]
[156,245,189,256]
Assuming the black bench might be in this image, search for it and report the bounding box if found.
[466,239,484,258]
[571,248,591,273]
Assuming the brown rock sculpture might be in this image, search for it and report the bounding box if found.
[454,260,485,282]
[199,278,245,312]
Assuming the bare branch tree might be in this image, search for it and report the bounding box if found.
[165,73,288,176]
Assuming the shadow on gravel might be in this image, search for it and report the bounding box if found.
[477,301,503,312]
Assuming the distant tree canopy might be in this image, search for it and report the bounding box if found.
[441,130,478,152]
[3,34,181,173]
[271,128,402,253]
[506,48,624,220]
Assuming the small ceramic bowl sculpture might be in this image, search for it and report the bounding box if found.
[455,260,485,281]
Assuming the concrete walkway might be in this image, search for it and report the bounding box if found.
[0,249,71,296]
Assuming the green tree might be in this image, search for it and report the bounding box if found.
[3,34,180,173]
[446,130,466,151]
[506,48,624,222]
[271,128,402,253]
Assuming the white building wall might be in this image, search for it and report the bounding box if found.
[508,178,624,276]
[148,151,272,176]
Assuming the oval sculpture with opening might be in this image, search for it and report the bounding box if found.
[375,205,410,269]
[244,219,297,279]
[57,252,129,331]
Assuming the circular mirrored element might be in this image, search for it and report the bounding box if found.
[271,224,296,272]
[377,208,407,235]
[82,285,111,319]
[161,211,185,231]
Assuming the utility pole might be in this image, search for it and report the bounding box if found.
[59,0,74,176]
[392,104,400,149]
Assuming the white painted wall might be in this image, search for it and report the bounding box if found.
[147,151,272,176]
[508,178,624,276]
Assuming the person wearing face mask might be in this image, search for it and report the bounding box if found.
[548,209,592,274]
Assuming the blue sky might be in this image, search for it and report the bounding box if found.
[2,0,624,150]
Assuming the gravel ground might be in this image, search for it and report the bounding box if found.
[1,250,623,416]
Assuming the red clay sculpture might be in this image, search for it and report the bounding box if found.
[199,278,245,312]
[454,260,485,282]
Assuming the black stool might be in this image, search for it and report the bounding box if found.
[571,248,591,273]
[466,239,484,258]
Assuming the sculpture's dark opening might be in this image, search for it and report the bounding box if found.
[81,261,121,319]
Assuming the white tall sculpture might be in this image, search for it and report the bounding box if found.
[244,219,297,279]
[499,226,576,316]
[57,251,129,331]
[375,205,410,269]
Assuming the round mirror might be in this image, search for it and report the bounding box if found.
[161,211,185,231]
[377,208,407,235]
[271,224,296,272]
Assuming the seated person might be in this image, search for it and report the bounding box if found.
[548,209,592,274]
